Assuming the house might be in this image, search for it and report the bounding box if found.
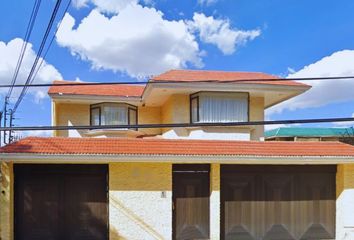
[265,127,354,145]
[1,69,354,240]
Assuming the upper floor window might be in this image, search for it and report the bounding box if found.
[190,92,249,123]
[90,103,137,127]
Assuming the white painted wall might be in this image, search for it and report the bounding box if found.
[110,191,172,240]
[109,163,172,240]
[162,128,251,140]
[337,189,354,239]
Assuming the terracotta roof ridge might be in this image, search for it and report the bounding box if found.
[2,136,354,156]
[169,69,280,75]
[7,136,352,145]
[51,79,146,86]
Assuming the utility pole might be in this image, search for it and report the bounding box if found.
[2,96,15,144]
[3,96,8,145]
[0,111,2,147]
[9,109,14,143]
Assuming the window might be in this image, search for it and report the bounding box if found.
[90,103,137,128]
[190,92,248,123]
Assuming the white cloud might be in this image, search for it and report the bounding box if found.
[14,130,53,140]
[0,38,62,102]
[332,113,354,127]
[264,123,287,131]
[56,4,202,78]
[72,0,154,14]
[72,0,89,9]
[75,77,83,82]
[267,50,354,115]
[72,0,138,13]
[188,13,261,55]
[198,0,218,6]
[287,67,295,74]
[264,122,301,131]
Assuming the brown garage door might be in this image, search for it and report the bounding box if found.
[173,164,210,240]
[221,165,336,240]
[14,164,108,240]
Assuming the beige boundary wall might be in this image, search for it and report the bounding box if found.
[1,162,354,240]
[109,163,172,240]
[109,163,221,240]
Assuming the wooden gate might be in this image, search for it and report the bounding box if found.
[221,165,336,240]
[173,164,210,240]
[14,164,108,240]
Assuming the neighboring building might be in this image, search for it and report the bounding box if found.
[266,127,354,145]
[0,69,354,240]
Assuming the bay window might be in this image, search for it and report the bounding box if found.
[190,92,249,123]
[90,103,137,128]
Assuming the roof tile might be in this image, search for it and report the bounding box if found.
[152,69,309,87]
[1,137,353,157]
[48,80,145,97]
[48,69,310,97]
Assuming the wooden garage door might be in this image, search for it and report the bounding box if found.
[221,165,336,240]
[14,164,108,240]
[173,164,210,240]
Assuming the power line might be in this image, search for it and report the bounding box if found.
[0,75,354,89]
[12,0,63,113]
[2,117,354,132]
[1,0,42,145]
[23,0,72,99]
[6,0,42,99]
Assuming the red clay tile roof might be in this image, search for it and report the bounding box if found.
[48,80,145,97]
[152,69,309,87]
[1,137,353,157]
[48,70,309,97]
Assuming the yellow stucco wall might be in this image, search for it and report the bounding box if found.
[54,103,90,137]
[249,96,265,140]
[109,163,172,240]
[336,164,354,197]
[0,162,13,240]
[52,94,265,139]
[161,94,190,136]
[160,94,265,139]
[138,106,162,135]
[161,94,189,125]
[53,103,163,137]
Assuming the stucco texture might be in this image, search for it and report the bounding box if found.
[54,103,90,137]
[336,164,354,239]
[0,162,13,240]
[52,94,265,140]
[109,163,172,240]
[138,106,162,135]
[249,96,265,140]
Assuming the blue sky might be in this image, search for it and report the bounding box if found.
[0,0,354,135]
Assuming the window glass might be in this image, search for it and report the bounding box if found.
[90,108,100,126]
[191,97,198,123]
[102,105,127,125]
[90,103,137,127]
[191,92,248,123]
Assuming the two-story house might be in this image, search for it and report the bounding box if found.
[1,69,354,240]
